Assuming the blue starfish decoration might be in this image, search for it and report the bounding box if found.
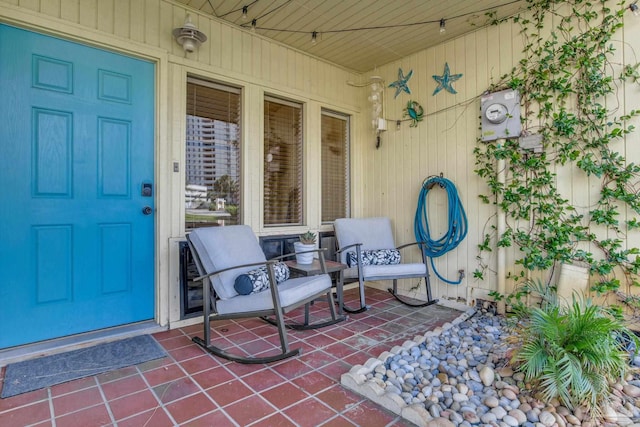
[432,63,463,95]
[388,68,413,99]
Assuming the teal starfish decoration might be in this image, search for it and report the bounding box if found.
[432,63,463,95]
[389,68,413,99]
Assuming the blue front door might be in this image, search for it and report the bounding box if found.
[0,25,155,348]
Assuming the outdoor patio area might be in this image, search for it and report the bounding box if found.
[0,287,462,427]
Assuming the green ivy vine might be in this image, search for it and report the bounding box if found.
[474,0,640,300]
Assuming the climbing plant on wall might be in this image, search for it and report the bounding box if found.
[473,0,640,304]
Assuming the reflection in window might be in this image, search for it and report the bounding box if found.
[185,78,241,229]
[321,110,350,222]
[264,97,303,226]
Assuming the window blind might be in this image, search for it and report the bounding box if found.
[264,97,303,226]
[185,78,241,228]
[321,110,350,222]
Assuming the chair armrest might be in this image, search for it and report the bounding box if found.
[335,242,362,254]
[194,260,276,282]
[396,241,424,251]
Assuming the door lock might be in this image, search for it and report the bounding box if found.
[142,182,153,197]
[142,206,153,215]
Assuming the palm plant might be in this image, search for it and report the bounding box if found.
[512,296,635,414]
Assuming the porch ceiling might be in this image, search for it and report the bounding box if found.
[173,0,526,73]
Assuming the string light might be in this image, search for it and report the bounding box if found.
[242,6,248,20]
[630,1,640,16]
[311,31,317,44]
[251,19,257,31]
[240,0,522,36]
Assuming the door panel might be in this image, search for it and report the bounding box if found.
[0,24,155,348]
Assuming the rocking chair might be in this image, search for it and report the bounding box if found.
[334,217,438,313]
[188,225,342,364]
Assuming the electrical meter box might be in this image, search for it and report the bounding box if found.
[480,89,521,142]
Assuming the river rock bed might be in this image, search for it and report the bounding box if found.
[340,307,640,427]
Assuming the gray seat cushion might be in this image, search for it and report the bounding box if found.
[334,217,396,265]
[218,275,331,315]
[189,225,266,300]
[343,263,426,280]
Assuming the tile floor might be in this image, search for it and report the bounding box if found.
[0,288,462,427]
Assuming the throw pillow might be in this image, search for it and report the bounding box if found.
[346,249,401,267]
[234,262,290,295]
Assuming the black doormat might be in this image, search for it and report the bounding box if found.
[1,335,167,398]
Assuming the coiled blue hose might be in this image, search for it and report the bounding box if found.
[414,176,467,285]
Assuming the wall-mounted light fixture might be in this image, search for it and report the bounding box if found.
[172,15,207,53]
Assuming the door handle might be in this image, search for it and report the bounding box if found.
[142,206,153,215]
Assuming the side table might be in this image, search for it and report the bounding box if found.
[284,259,348,316]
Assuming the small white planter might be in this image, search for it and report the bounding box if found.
[293,242,315,264]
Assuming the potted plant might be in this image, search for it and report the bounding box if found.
[294,231,316,264]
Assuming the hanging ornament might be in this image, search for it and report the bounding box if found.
[388,68,413,99]
[432,62,463,95]
[403,100,424,127]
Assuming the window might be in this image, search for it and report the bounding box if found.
[321,110,350,222]
[264,97,303,226]
[185,78,241,229]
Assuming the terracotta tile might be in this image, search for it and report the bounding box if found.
[250,412,297,426]
[206,379,252,407]
[53,387,103,416]
[224,394,276,425]
[153,328,187,341]
[319,415,358,426]
[302,333,337,349]
[0,387,48,412]
[50,376,96,396]
[136,356,173,372]
[241,338,281,355]
[343,350,370,366]
[318,360,352,381]
[96,365,138,384]
[225,360,268,378]
[180,354,220,375]
[272,358,313,380]
[181,409,233,426]
[153,377,200,403]
[322,326,356,341]
[164,393,217,425]
[168,344,207,362]
[159,335,194,351]
[117,408,175,427]
[101,374,147,401]
[292,371,334,395]
[54,404,112,427]
[108,389,159,420]
[324,341,359,358]
[260,381,309,408]
[143,363,185,387]
[241,368,286,392]
[283,397,338,427]
[298,349,339,370]
[0,401,51,426]
[316,385,362,412]
[342,400,399,427]
[191,365,235,390]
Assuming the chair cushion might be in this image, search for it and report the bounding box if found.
[343,262,427,280]
[346,249,401,267]
[234,262,290,295]
[188,225,267,300]
[334,217,396,264]
[218,274,331,315]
